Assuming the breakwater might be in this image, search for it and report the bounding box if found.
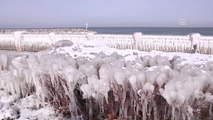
[0,31,213,54]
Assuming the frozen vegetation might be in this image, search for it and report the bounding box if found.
[0,41,213,119]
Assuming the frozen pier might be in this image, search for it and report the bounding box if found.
[0,31,213,53]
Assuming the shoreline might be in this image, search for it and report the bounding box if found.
[0,31,213,54]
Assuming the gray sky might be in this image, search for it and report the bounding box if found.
[0,0,212,28]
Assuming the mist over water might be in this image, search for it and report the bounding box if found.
[89,27,213,36]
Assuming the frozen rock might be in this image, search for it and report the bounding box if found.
[53,40,73,48]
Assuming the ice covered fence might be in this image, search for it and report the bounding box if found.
[0,32,213,54]
[1,43,213,120]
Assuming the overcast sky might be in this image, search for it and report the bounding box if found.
[0,0,212,28]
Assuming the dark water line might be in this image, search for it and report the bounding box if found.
[89,27,213,36]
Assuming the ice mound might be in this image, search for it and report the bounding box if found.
[52,40,73,48]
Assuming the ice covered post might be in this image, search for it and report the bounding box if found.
[14,31,23,51]
[189,33,200,53]
[49,32,56,43]
[87,32,94,41]
[133,32,142,49]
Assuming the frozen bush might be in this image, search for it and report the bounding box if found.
[180,65,203,76]
[142,55,151,67]
[1,45,213,119]
[156,56,171,66]
[92,55,104,68]
[145,66,170,87]
[11,55,28,69]
[103,52,122,63]
[206,61,213,71]
[172,59,183,71]
[111,59,125,68]
[136,71,146,86]
[113,68,126,86]
[128,75,138,91]
[76,56,88,66]
[80,75,110,101]
[79,62,98,77]
[149,56,158,66]
[143,82,155,93]
[99,63,114,82]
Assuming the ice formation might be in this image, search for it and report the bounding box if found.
[0,41,213,119]
[0,102,20,119]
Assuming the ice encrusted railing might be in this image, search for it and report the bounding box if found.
[0,32,213,54]
[1,47,213,119]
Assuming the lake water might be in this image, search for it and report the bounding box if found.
[89,27,213,36]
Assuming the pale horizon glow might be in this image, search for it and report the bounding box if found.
[0,0,213,28]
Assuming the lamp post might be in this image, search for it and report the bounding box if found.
[85,22,88,30]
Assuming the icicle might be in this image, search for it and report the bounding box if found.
[153,100,158,120]
[209,104,212,116]
[89,98,93,120]
[124,103,128,119]
[164,106,167,120]
[142,99,148,120]
[148,102,152,120]
[172,106,175,120]
[120,87,127,118]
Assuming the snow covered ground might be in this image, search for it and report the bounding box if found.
[1,40,213,119]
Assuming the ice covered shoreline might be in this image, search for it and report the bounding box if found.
[0,41,213,119]
[0,31,213,53]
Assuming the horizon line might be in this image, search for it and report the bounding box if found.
[1,26,213,29]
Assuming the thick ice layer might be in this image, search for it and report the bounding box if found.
[0,42,213,119]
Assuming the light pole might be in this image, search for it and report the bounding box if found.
[85,22,88,30]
